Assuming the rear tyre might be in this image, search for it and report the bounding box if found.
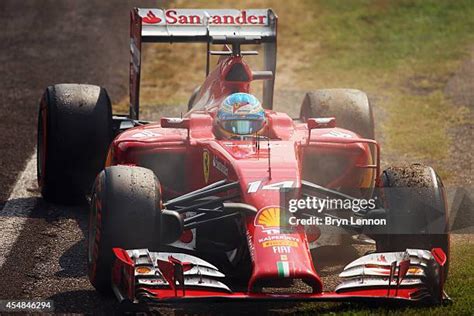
[88,165,162,293]
[300,89,374,140]
[37,84,113,204]
[300,88,376,202]
[375,164,449,277]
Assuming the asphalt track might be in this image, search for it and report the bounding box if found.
[0,1,155,313]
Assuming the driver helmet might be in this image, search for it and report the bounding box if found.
[215,93,266,138]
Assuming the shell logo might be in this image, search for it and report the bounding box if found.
[255,206,281,229]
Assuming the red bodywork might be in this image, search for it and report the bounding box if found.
[107,8,446,305]
[107,53,397,302]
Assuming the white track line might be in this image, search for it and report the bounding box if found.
[0,152,39,268]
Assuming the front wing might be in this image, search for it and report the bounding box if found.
[111,247,448,305]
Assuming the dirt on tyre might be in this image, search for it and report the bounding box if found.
[37,84,112,204]
[376,164,450,277]
[88,165,162,293]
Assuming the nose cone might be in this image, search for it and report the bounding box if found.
[246,209,322,293]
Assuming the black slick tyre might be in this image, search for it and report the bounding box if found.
[37,84,112,204]
[87,165,162,293]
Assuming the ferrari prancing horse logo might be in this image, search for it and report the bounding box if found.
[203,149,210,183]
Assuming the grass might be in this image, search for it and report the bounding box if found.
[291,0,474,171]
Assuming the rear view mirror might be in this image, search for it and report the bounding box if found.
[160,117,190,129]
[307,117,336,129]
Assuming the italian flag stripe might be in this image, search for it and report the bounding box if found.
[277,261,290,277]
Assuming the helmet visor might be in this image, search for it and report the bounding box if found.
[220,119,265,135]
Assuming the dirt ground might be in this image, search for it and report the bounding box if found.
[443,48,474,186]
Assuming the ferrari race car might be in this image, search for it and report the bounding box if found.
[37,8,450,307]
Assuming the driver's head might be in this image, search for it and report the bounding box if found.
[215,93,266,139]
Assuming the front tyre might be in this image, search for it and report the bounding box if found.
[88,165,162,293]
[376,164,449,277]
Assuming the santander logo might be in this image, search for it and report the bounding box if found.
[142,10,162,24]
[142,9,267,25]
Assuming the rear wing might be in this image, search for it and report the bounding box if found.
[129,8,278,119]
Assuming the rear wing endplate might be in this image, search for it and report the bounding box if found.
[129,8,278,119]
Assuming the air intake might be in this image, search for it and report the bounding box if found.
[225,63,250,82]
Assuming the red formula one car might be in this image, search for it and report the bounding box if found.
[37,8,450,307]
